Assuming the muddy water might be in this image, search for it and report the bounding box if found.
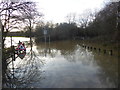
[5,37,118,88]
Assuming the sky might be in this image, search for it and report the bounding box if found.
[34,0,106,23]
[0,0,110,32]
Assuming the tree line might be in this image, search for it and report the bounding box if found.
[34,2,119,43]
[5,2,119,43]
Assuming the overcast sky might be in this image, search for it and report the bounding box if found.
[34,0,106,23]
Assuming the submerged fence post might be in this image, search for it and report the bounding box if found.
[90,47,92,50]
[109,50,113,55]
[98,48,101,52]
[104,50,106,54]
[94,47,96,50]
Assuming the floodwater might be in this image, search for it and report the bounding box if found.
[5,37,118,88]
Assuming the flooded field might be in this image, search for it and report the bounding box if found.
[5,37,118,88]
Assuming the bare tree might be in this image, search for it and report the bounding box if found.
[78,9,95,28]
[65,13,77,24]
[0,1,43,88]
[19,2,43,51]
[0,1,43,46]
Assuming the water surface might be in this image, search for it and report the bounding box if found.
[5,37,118,88]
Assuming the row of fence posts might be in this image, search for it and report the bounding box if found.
[82,45,113,56]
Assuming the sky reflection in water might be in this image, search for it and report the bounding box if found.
[33,41,118,88]
[6,37,118,88]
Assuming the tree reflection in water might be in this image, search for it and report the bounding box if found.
[62,45,118,87]
[36,40,118,88]
[4,47,45,88]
